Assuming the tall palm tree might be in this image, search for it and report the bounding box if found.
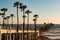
[19,5,27,40]
[4,16,10,40]
[10,14,14,27]
[4,17,7,40]
[0,13,4,25]
[33,14,38,40]
[0,8,8,26]
[6,16,10,40]
[0,13,1,40]
[0,13,5,40]
[13,2,20,40]
[25,10,32,40]
[10,14,14,40]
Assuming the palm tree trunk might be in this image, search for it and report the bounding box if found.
[11,17,13,27]
[13,34,15,40]
[22,10,25,40]
[27,14,29,40]
[4,18,7,40]
[0,26,1,40]
[7,19,9,40]
[10,16,13,40]
[16,6,19,40]
[3,16,4,26]
[7,30,8,40]
[34,21,36,40]
[10,27,11,40]
[3,11,5,27]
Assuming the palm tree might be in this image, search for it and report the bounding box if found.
[4,17,7,40]
[33,14,38,40]
[19,5,27,40]
[25,10,32,40]
[4,17,7,26]
[6,16,10,40]
[0,13,4,26]
[33,19,37,40]
[6,16,10,25]
[0,13,3,15]
[13,2,20,40]
[0,8,8,26]
[10,14,15,40]
[0,13,1,39]
[10,14,14,27]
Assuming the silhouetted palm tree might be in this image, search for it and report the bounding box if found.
[4,17,7,25]
[33,14,38,40]
[4,17,7,26]
[13,2,20,40]
[19,5,27,40]
[10,14,14,27]
[4,17,7,40]
[6,16,10,40]
[0,8,8,26]
[10,14,14,40]
[0,14,1,39]
[0,13,8,40]
[0,13,4,26]
[6,16,10,25]
[25,10,32,40]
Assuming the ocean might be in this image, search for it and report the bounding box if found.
[0,24,60,29]
[0,24,44,28]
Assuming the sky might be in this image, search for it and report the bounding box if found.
[0,0,60,24]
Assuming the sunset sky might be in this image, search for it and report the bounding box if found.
[0,0,60,24]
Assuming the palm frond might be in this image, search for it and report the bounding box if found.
[25,10,32,14]
[7,16,10,19]
[33,18,37,21]
[1,8,8,11]
[13,2,20,7]
[10,14,14,17]
[34,14,38,18]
